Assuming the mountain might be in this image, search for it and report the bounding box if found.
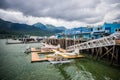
[45,24,57,31]
[0,19,64,36]
[57,26,67,31]
[33,22,47,30]
[33,23,66,33]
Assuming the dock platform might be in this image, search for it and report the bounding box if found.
[30,48,55,53]
[31,52,54,62]
[7,41,41,44]
[31,50,84,63]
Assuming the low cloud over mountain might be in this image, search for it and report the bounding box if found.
[0,0,120,28]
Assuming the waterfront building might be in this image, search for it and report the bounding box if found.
[57,22,120,39]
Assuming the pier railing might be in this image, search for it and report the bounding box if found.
[67,32,120,51]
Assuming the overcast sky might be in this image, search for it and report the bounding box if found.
[0,0,120,28]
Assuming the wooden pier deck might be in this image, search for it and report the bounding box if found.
[7,41,41,44]
[31,48,84,63]
[30,48,55,53]
[31,52,54,62]
[31,48,41,52]
[59,54,84,59]
[115,40,120,45]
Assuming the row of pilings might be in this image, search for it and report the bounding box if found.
[45,38,120,65]
[45,38,86,49]
[82,45,120,65]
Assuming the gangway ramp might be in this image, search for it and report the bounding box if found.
[67,32,120,51]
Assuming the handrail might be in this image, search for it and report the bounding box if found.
[67,32,120,51]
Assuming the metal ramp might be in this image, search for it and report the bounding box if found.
[67,32,120,51]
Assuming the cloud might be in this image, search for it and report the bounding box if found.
[0,9,87,28]
[0,0,120,28]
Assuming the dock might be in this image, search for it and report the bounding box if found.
[31,52,54,62]
[43,33,120,65]
[31,48,84,63]
[6,41,41,44]
[30,48,54,53]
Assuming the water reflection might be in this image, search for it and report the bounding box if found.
[54,60,94,80]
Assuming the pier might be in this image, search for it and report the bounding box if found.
[44,33,120,65]
[45,38,86,49]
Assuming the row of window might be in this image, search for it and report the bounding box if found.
[115,28,120,32]
[95,27,102,30]
[97,28,120,32]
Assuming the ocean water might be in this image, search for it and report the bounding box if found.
[0,39,120,80]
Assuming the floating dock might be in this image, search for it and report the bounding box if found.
[7,41,41,44]
[30,47,54,53]
[31,52,54,62]
[31,48,84,63]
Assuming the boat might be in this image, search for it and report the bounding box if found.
[48,59,71,64]
[47,51,71,64]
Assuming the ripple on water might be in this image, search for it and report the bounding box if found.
[104,76,112,80]
[65,65,95,80]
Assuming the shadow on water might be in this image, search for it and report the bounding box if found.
[24,50,31,55]
[54,63,72,80]
[53,59,95,80]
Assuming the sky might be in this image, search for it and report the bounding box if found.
[0,0,120,28]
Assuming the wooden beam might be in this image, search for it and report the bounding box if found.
[110,46,115,65]
[100,46,113,59]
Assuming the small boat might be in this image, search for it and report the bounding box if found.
[48,59,71,64]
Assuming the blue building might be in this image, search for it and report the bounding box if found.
[57,27,93,39]
[91,23,120,39]
[73,27,92,39]
[57,22,120,40]
[103,23,120,34]
[91,25,105,39]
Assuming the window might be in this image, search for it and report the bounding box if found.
[100,27,102,30]
[97,27,102,31]
[97,28,100,30]
[115,29,117,32]
[105,30,110,33]
[101,35,103,37]
[115,28,120,32]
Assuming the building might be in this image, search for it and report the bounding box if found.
[91,25,105,39]
[57,22,120,40]
[103,23,120,34]
[57,27,93,40]
[91,23,120,39]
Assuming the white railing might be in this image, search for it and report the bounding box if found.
[67,32,120,51]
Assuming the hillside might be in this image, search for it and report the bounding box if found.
[33,23,66,33]
[0,19,65,37]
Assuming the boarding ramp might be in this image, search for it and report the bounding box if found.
[67,32,120,51]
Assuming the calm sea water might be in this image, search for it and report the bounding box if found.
[0,39,120,80]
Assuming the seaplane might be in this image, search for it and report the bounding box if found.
[46,48,81,64]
